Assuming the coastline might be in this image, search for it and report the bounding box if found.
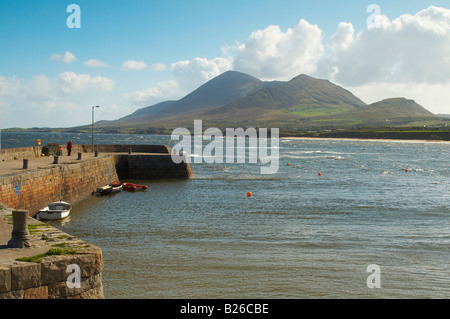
[280,136,450,143]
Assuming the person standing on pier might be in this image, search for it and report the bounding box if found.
[67,140,73,156]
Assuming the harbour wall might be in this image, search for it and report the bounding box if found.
[0,156,120,216]
[1,144,171,161]
[0,146,41,162]
[0,144,192,215]
[115,154,193,180]
[0,203,104,299]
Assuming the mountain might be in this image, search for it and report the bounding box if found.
[309,98,436,126]
[145,71,273,120]
[197,74,366,122]
[93,71,439,131]
[96,71,271,127]
[113,100,177,125]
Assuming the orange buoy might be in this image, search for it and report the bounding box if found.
[287,163,290,166]
[405,169,409,173]
[247,191,252,197]
[318,172,322,176]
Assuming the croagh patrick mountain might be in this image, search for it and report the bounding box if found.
[87,70,440,132]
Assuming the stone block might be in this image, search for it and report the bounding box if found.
[11,262,41,290]
[80,284,104,299]
[41,252,103,285]
[0,289,24,299]
[23,286,48,299]
[0,266,11,293]
[48,273,102,299]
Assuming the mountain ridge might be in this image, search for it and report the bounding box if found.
[94,70,438,130]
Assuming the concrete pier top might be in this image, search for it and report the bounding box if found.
[0,151,166,177]
[0,202,104,299]
[0,202,88,265]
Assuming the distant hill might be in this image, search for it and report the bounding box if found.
[309,98,437,126]
[365,98,435,118]
[90,70,440,131]
[437,114,450,119]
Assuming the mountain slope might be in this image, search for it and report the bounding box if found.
[113,100,177,125]
[310,98,436,126]
[147,70,272,120]
[196,74,366,122]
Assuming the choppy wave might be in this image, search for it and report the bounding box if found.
[281,154,346,160]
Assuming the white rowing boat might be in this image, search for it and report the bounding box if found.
[37,201,72,220]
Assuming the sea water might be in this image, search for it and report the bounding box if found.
[2,132,449,298]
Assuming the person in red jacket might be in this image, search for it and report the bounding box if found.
[67,140,73,156]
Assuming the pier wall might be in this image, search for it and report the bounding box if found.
[84,144,171,154]
[1,144,171,161]
[115,154,193,180]
[0,156,119,216]
[0,144,192,214]
[0,204,104,299]
[0,146,41,162]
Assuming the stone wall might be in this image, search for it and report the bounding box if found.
[0,205,104,299]
[0,157,119,216]
[0,146,40,161]
[84,144,171,154]
[115,154,194,180]
[1,143,171,161]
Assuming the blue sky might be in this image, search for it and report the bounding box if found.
[1,0,449,128]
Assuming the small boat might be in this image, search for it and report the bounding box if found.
[122,182,148,191]
[92,181,123,196]
[36,201,72,220]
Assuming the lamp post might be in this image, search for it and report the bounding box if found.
[92,105,100,153]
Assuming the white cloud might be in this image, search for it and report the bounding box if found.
[55,72,114,94]
[123,57,232,107]
[328,22,354,52]
[123,80,183,107]
[232,19,324,80]
[310,6,450,114]
[316,6,450,86]
[171,57,232,91]
[0,75,22,97]
[0,73,115,128]
[121,60,147,71]
[84,59,109,68]
[150,63,167,71]
[50,51,77,63]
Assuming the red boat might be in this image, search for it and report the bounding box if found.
[122,182,148,191]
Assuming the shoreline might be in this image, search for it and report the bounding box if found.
[280,136,450,143]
